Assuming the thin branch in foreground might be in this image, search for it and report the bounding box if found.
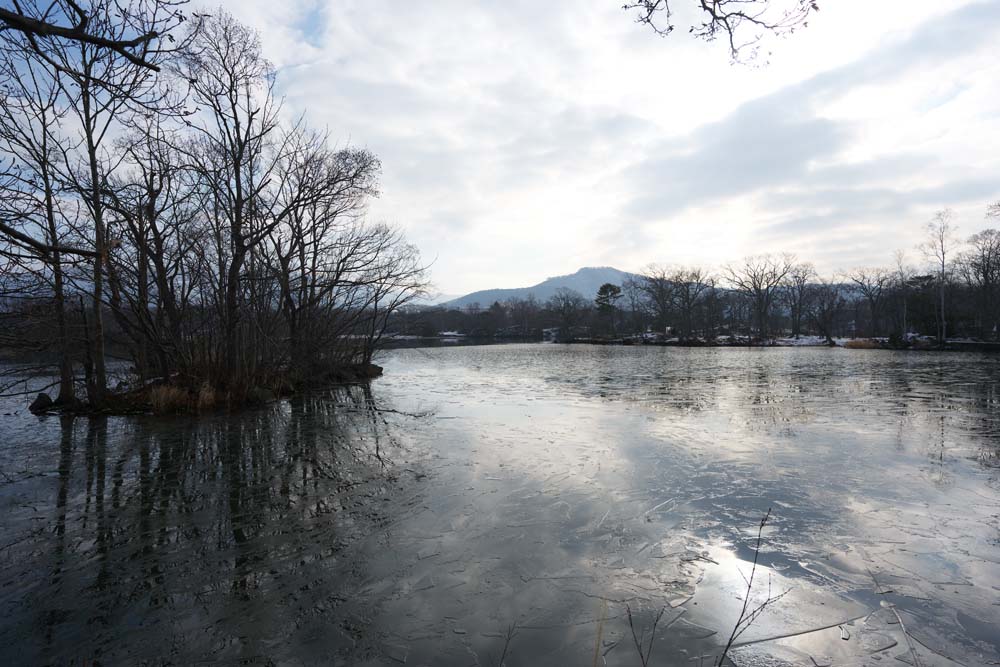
[592,599,608,667]
[863,569,921,667]
[491,622,517,667]
[884,603,922,667]
[717,507,775,666]
[627,603,666,667]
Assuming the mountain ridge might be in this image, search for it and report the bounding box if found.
[442,266,637,309]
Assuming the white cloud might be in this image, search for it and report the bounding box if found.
[213,0,1000,293]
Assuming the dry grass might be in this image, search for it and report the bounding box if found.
[844,338,879,349]
[150,385,192,415]
[196,382,218,411]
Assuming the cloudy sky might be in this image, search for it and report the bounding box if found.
[219,0,999,296]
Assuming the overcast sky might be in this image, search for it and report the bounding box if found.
[218,0,1000,296]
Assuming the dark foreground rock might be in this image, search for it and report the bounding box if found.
[28,393,53,414]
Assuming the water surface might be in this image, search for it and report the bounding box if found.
[1,345,998,665]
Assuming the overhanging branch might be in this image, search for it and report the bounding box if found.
[0,6,161,71]
[0,220,100,258]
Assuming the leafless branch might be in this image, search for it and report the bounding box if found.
[626,603,666,667]
[625,0,818,60]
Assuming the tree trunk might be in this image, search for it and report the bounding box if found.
[42,164,74,404]
[939,280,946,343]
[81,85,107,405]
[223,249,244,387]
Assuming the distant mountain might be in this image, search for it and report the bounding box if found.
[412,292,463,306]
[442,267,637,309]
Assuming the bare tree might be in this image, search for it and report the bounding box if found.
[849,267,892,338]
[355,226,428,365]
[725,253,795,341]
[172,11,294,388]
[636,266,717,339]
[625,0,819,60]
[920,209,958,344]
[808,278,843,345]
[546,288,588,338]
[0,45,80,402]
[781,262,814,338]
[670,266,713,340]
[958,228,1000,340]
[102,115,203,381]
[702,281,724,340]
[506,294,540,336]
[621,276,648,335]
[639,264,675,333]
[2,1,186,405]
[892,249,913,339]
[22,0,184,404]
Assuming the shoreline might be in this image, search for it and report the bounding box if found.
[14,336,1000,417]
[22,362,384,418]
[383,335,1000,353]
[565,336,1000,352]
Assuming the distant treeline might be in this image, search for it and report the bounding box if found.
[0,3,426,410]
[394,211,999,345]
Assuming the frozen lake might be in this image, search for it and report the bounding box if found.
[2,345,999,665]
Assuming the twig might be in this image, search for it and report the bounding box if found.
[492,622,517,667]
[717,507,771,666]
[885,604,921,667]
[334,404,433,418]
[593,599,607,667]
[626,604,666,667]
[863,568,920,667]
[0,379,60,398]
